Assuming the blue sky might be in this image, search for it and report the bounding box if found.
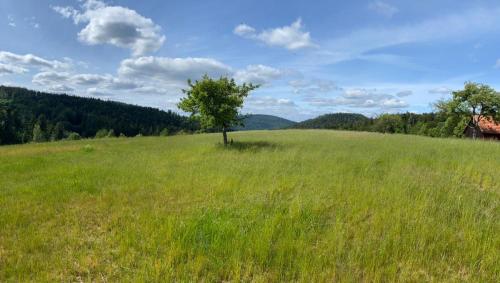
[1,0,500,121]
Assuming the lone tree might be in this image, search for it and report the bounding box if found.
[437,82,500,139]
[178,75,259,145]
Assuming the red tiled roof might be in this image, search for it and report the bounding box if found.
[474,115,500,134]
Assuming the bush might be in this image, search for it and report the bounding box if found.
[82,144,94,152]
[95,129,109,138]
[119,133,126,138]
[66,132,81,140]
[107,129,116,138]
[176,129,191,135]
[159,128,169,136]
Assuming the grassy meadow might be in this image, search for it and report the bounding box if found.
[0,130,499,282]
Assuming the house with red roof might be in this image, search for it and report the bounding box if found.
[464,115,500,140]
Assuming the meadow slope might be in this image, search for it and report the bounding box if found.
[0,130,499,282]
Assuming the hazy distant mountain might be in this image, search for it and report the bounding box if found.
[235,114,297,131]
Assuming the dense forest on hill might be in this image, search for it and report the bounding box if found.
[293,112,468,138]
[0,86,197,145]
[235,114,296,131]
[0,86,471,146]
[293,113,371,131]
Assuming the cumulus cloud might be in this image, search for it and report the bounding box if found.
[246,96,296,107]
[0,63,28,75]
[32,71,140,92]
[118,56,232,83]
[0,51,68,70]
[368,1,399,18]
[233,24,255,36]
[233,64,281,85]
[32,71,72,85]
[234,18,316,50]
[47,84,75,93]
[52,0,165,56]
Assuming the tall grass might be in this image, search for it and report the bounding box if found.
[0,130,498,281]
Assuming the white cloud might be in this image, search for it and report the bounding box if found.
[32,71,140,92]
[52,0,165,56]
[233,64,281,85]
[7,15,16,27]
[233,24,255,36]
[0,51,68,70]
[368,1,399,18]
[32,71,72,85]
[47,84,75,93]
[246,96,296,107]
[118,56,232,83]
[234,18,316,50]
[0,63,28,75]
[495,59,500,68]
[52,6,79,19]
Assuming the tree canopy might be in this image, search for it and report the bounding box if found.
[436,82,500,138]
[178,75,258,145]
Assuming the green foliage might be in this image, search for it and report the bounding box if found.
[82,144,94,152]
[66,132,81,140]
[107,129,116,138]
[178,75,258,144]
[234,114,297,131]
[32,123,46,143]
[0,131,498,281]
[374,114,405,133]
[294,113,370,130]
[437,82,500,137]
[95,129,109,138]
[50,122,65,141]
[0,86,196,145]
[294,112,466,138]
[159,128,170,136]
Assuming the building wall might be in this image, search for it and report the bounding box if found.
[464,126,500,140]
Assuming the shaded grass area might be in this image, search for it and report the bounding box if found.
[0,130,499,281]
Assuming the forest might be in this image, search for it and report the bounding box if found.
[0,86,197,145]
[293,112,468,138]
[0,85,479,146]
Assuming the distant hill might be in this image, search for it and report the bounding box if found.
[293,113,372,130]
[0,86,197,145]
[235,114,297,131]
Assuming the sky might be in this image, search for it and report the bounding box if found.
[1,0,500,121]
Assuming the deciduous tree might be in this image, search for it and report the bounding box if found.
[436,82,500,139]
[178,75,258,145]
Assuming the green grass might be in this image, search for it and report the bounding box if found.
[0,130,499,282]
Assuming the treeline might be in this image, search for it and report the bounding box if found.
[0,86,197,145]
[293,112,468,138]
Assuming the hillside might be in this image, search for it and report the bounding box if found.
[235,114,296,131]
[1,130,498,282]
[293,113,372,130]
[0,86,196,145]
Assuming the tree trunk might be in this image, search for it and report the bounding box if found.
[222,127,228,145]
